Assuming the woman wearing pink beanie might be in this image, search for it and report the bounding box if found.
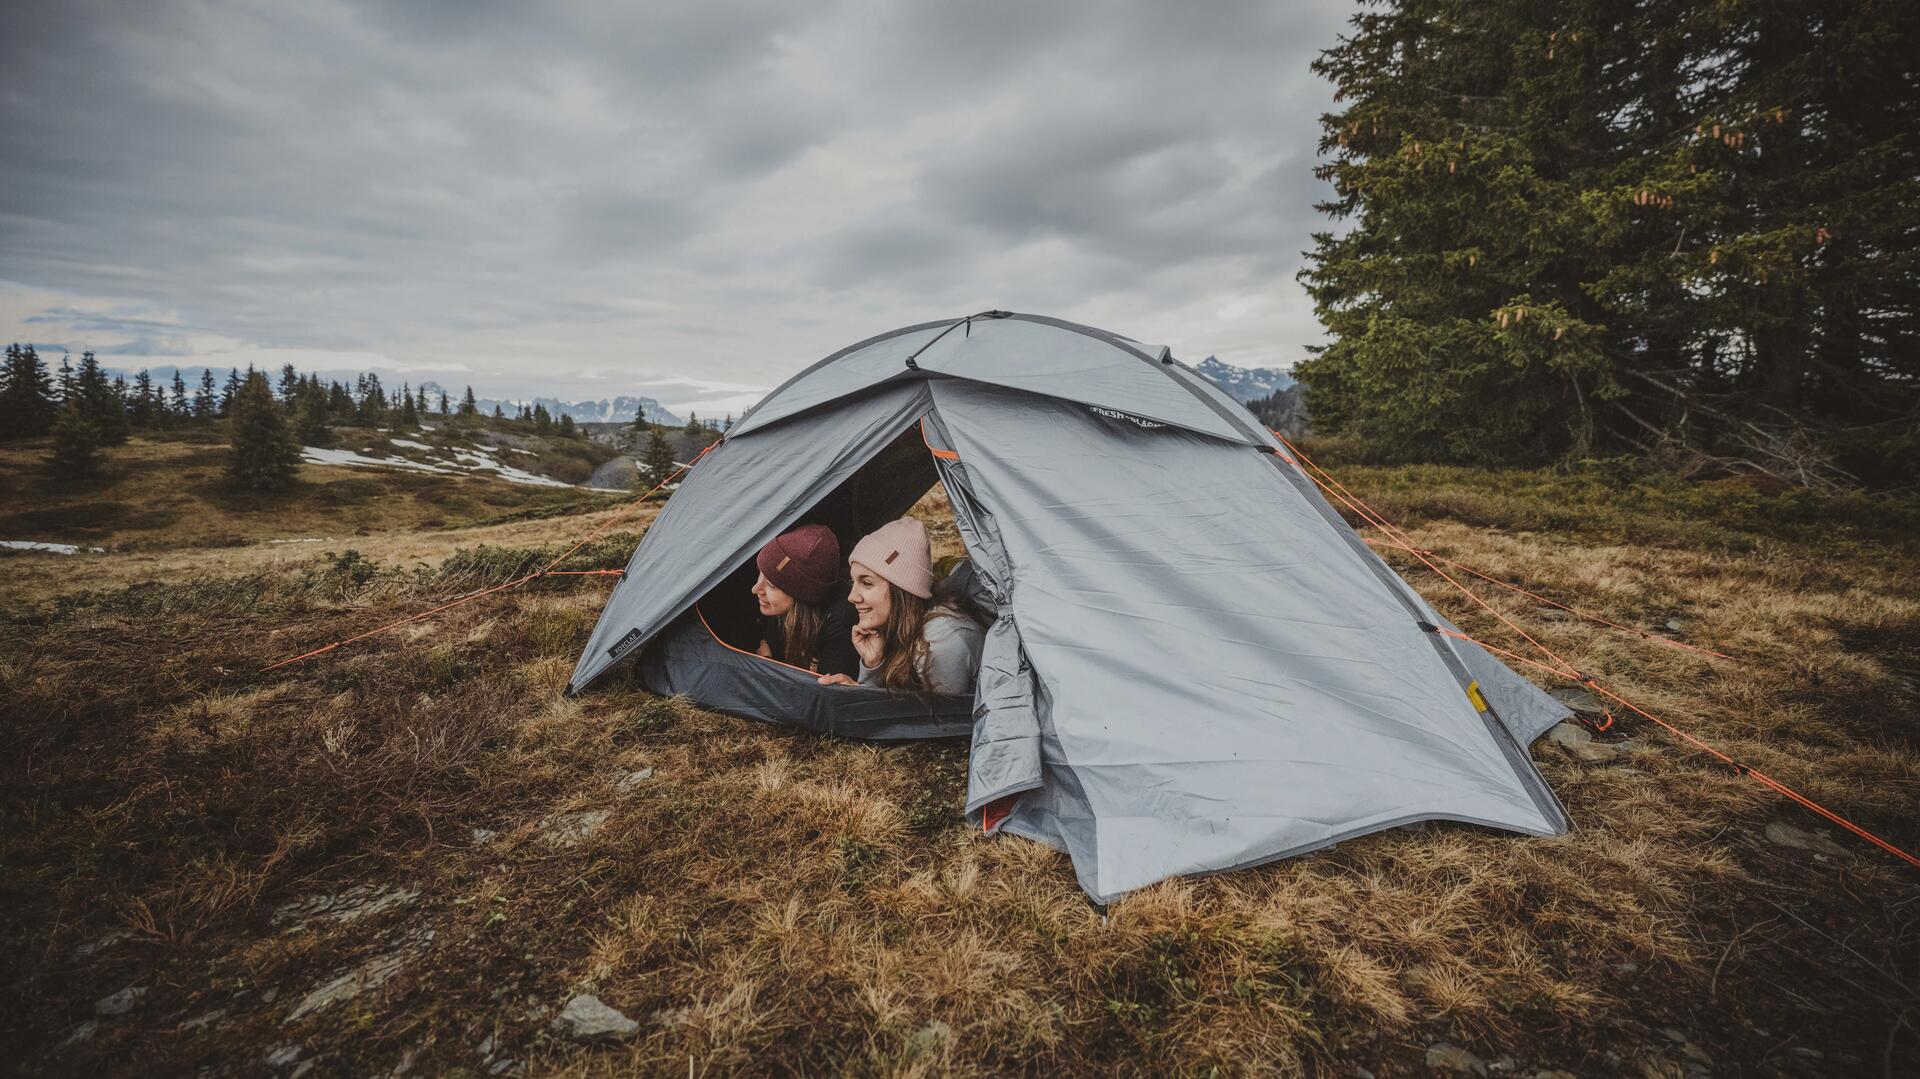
[750,524,860,677]
[817,517,984,694]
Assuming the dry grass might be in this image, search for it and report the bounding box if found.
[0,431,628,606]
[2,454,1917,1076]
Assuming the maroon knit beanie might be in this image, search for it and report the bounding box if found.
[756,524,841,605]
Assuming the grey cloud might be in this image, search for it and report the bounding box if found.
[813,219,978,292]
[564,189,704,261]
[0,0,1347,390]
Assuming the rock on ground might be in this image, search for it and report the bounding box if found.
[72,930,135,959]
[60,1020,99,1047]
[272,884,419,930]
[908,1019,952,1055]
[1546,721,1628,762]
[552,994,638,1041]
[96,986,144,1016]
[537,810,610,849]
[1659,1026,1715,1072]
[1425,1042,1488,1076]
[178,1007,229,1032]
[1548,685,1605,715]
[285,931,432,1024]
[1764,821,1850,857]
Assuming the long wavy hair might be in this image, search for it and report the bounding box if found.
[869,584,933,693]
[868,582,979,693]
[778,600,828,671]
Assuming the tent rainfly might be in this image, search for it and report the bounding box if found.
[568,311,1571,903]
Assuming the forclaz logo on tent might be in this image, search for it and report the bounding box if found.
[1088,405,1166,429]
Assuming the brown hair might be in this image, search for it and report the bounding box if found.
[869,583,934,693]
[779,600,828,672]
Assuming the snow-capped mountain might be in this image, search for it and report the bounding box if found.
[486,395,685,427]
[1192,356,1296,403]
[416,383,684,426]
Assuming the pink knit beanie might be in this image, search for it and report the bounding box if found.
[848,517,934,599]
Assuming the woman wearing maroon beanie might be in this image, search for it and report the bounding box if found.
[751,524,860,677]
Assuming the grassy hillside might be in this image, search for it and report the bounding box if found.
[2,448,1916,1075]
[0,429,624,607]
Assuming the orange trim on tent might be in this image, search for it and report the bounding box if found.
[982,793,1019,833]
[695,604,827,678]
[919,417,959,460]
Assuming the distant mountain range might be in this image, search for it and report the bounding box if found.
[416,383,685,427]
[1191,356,1296,403]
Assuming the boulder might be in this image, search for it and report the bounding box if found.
[1764,821,1850,858]
[96,986,144,1016]
[552,994,638,1041]
[1546,722,1620,763]
[1426,1042,1488,1076]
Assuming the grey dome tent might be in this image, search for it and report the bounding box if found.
[568,312,1571,903]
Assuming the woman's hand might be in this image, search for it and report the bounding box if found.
[851,625,885,669]
[817,673,857,686]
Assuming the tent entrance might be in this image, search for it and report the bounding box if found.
[630,413,976,741]
[688,420,943,654]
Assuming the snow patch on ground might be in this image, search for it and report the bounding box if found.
[301,444,573,488]
[2,540,105,555]
[303,447,455,475]
[388,438,433,451]
[444,448,571,488]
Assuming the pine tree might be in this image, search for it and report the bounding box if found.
[194,369,217,419]
[226,369,300,490]
[131,369,157,428]
[278,363,299,405]
[630,401,649,435]
[641,424,677,488]
[219,368,241,416]
[460,386,478,417]
[1,344,57,439]
[57,354,75,404]
[49,400,99,479]
[74,352,129,445]
[170,370,189,421]
[357,373,388,425]
[492,404,504,419]
[438,389,449,414]
[682,411,715,451]
[1296,0,1920,477]
[399,386,419,428]
[532,402,553,434]
[328,380,354,420]
[293,378,332,447]
[111,374,131,438]
[557,413,577,438]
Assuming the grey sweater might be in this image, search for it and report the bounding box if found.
[857,608,985,695]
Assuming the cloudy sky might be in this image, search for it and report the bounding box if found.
[1,1,1347,413]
